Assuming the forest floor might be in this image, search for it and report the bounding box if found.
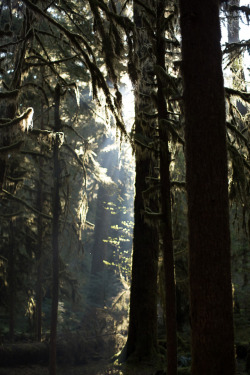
[0,297,249,375]
[0,359,248,375]
[0,361,159,375]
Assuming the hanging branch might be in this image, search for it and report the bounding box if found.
[0,140,24,153]
[133,0,156,17]
[20,83,49,108]
[22,0,96,61]
[226,122,250,151]
[0,90,19,100]
[159,118,185,146]
[223,39,250,53]
[0,108,33,129]
[23,0,127,135]
[225,87,250,102]
[229,5,250,19]
[2,189,53,220]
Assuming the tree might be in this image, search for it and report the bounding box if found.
[124,0,159,362]
[49,83,62,375]
[179,1,236,374]
[156,1,177,373]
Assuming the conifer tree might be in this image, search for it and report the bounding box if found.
[179,1,236,373]
[124,0,159,361]
[156,1,177,373]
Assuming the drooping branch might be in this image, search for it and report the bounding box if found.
[0,140,24,153]
[0,90,19,100]
[225,87,250,102]
[2,189,53,220]
[0,108,33,129]
[223,39,250,54]
[226,121,250,151]
[229,5,250,18]
[159,118,185,145]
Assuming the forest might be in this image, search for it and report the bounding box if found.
[0,0,249,375]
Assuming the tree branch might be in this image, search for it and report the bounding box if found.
[2,189,53,220]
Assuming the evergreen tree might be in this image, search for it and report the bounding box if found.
[179,1,236,374]
[156,1,177,373]
[124,0,159,362]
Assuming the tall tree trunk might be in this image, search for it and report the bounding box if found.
[179,1,235,374]
[156,1,177,374]
[36,166,43,342]
[124,0,159,362]
[36,95,46,342]
[227,0,240,43]
[49,84,62,375]
[8,219,15,343]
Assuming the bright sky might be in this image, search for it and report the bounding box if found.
[221,1,250,88]
[121,2,250,130]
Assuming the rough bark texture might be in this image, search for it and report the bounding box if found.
[227,0,240,43]
[49,84,62,375]
[156,1,177,374]
[125,0,159,362]
[36,163,44,342]
[179,1,236,374]
[8,220,15,343]
[36,99,46,342]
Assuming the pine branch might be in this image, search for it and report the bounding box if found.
[0,108,33,129]
[170,181,186,189]
[159,119,185,145]
[25,55,78,67]
[21,150,51,159]
[223,40,250,54]
[7,176,24,182]
[225,87,250,102]
[226,122,250,151]
[0,38,25,50]
[62,124,86,142]
[133,0,156,17]
[0,211,24,218]
[2,189,53,220]
[229,5,250,17]
[0,140,24,153]
[62,143,84,168]
[23,0,126,134]
[21,83,49,108]
[23,0,95,61]
[143,184,161,199]
[0,90,19,100]
[144,207,163,218]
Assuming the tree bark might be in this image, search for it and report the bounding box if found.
[179,1,236,374]
[156,1,177,374]
[8,219,15,343]
[124,0,159,362]
[49,84,62,375]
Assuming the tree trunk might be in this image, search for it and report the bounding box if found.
[124,0,159,362]
[179,1,236,374]
[36,162,44,342]
[35,96,46,342]
[156,1,177,374]
[227,0,240,43]
[49,84,62,375]
[8,219,15,343]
